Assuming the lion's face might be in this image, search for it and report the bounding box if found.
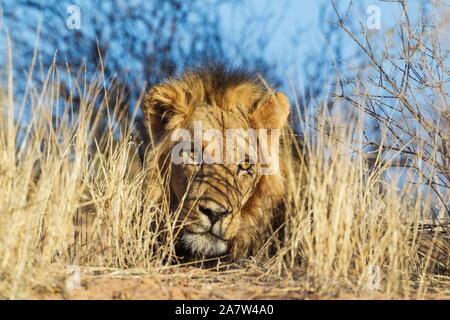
[144,66,290,260]
[170,106,264,258]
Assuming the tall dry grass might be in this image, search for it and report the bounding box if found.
[0,53,179,298]
[0,49,449,300]
[265,103,449,298]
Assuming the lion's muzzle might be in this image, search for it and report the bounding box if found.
[178,197,234,258]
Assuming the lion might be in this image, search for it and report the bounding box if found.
[143,64,292,261]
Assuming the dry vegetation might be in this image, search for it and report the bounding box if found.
[0,2,449,300]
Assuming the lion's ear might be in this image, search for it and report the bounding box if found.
[144,81,191,143]
[250,92,290,129]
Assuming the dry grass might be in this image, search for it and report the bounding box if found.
[0,60,448,299]
[1,7,449,296]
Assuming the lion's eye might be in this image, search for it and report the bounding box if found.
[191,150,202,165]
[238,162,255,174]
[182,150,201,165]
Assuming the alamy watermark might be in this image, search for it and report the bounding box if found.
[66,5,81,30]
[365,264,381,291]
[66,265,81,290]
[367,5,381,30]
[170,121,281,175]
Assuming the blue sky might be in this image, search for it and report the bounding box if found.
[0,0,437,88]
[218,0,428,80]
[218,0,323,75]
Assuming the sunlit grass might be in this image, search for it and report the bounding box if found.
[0,44,449,299]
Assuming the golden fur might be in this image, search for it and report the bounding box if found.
[143,64,290,260]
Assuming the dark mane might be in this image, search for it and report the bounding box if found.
[196,63,259,89]
[182,63,265,108]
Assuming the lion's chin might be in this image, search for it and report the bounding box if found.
[180,231,228,259]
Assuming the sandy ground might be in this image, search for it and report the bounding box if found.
[36,266,324,300]
[64,276,311,300]
[32,266,449,300]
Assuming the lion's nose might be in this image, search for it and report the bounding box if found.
[198,202,230,225]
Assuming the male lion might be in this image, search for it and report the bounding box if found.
[144,64,291,261]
